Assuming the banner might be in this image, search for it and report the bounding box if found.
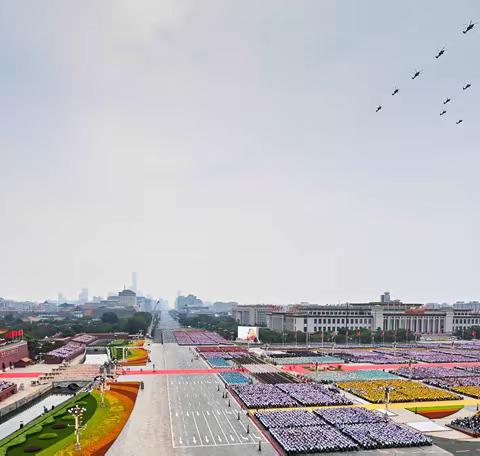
[237,326,260,342]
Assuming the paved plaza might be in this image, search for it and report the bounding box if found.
[107,311,480,456]
[108,313,275,456]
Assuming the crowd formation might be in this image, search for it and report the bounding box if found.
[305,369,400,384]
[233,384,298,408]
[219,372,250,385]
[335,351,409,364]
[255,407,431,454]
[393,366,478,380]
[276,383,352,407]
[174,330,231,345]
[270,355,343,366]
[337,379,461,403]
[451,415,480,435]
[233,382,351,408]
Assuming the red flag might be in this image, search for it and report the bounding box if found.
[356,330,360,337]
[381,330,385,337]
[472,330,477,338]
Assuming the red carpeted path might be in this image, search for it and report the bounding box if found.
[118,368,244,376]
[282,361,480,374]
[0,372,42,378]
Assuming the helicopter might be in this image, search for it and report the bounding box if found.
[443,98,451,105]
[462,21,477,34]
[411,70,421,80]
[440,110,447,116]
[463,83,472,91]
[435,47,446,59]
[456,119,464,125]
[376,105,382,113]
[392,88,399,96]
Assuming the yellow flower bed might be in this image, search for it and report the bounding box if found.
[129,340,145,347]
[337,379,461,403]
[452,386,480,399]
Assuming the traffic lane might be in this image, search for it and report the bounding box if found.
[168,374,271,450]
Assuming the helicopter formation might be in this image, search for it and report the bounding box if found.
[376,20,476,125]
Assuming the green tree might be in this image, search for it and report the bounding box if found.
[101,312,119,324]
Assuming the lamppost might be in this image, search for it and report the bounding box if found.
[97,376,109,408]
[379,385,395,420]
[67,404,87,451]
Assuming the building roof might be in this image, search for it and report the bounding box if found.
[119,289,136,296]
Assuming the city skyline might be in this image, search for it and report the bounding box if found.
[1,1,479,305]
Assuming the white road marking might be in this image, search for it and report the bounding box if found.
[175,442,260,448]
[222,410,244,444]
[218,435,222,443]
[166,374,177,447]
[237,417,254,442]
[213,411,229,444]
[191,412,204,445]
[202,411,217,445]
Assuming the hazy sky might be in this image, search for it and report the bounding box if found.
[1,1,479,305]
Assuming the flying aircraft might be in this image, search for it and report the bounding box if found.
[443,98,451,105]
[463,21,477,34]
[411,70,421,80]
[376,105,382,113]
[440,110,447,116]
[463,83,472,90]
[456,119,464,125]
[392,88,399,96]
[435,48,446,59]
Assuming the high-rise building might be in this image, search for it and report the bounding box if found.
[131,272,137,293]
[380,291,391,303]
[78,288,88,304]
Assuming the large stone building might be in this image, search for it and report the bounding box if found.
[265,299,480,336]
[232,304,284,327]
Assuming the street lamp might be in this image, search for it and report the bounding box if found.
[379,385,396,420]
[97,376,109,408]
[67,404,87,451]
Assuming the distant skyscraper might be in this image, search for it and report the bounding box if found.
[381,291,391,303]
[57,292,66,304]
[78,288,88,304]
[131,272,137,293]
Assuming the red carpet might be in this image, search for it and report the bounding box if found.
[0,372,42,378]
[119,368,243,376]
[282,361,480,373]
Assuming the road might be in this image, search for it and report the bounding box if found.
[108,311,275,456]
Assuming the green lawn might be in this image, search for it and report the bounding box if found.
[0,394,97,456]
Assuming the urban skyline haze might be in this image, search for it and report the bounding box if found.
[1,1,479,305]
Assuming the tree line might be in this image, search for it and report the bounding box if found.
[175,314,420,344]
